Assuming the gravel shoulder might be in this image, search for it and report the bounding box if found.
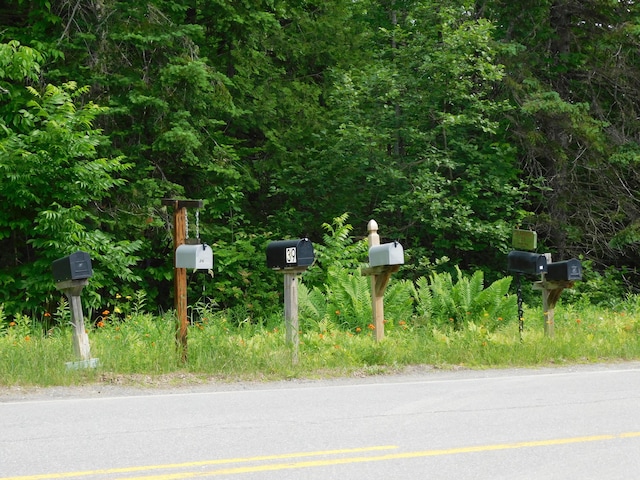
[2,361,640,403]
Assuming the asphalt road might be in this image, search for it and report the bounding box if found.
[1,363,640,479]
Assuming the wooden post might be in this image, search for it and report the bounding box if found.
[162,198,203,362]
[55,279,92,362]
[368,220,383,341]
[283,272,300,364]
[533,252,575,338]
[360,220,400,342]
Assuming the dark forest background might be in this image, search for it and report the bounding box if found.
[1,0,638,316]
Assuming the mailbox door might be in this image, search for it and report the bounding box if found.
[295,239,315,267]
[69,251,93,279]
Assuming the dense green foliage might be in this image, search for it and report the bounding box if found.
[0,0,638,318]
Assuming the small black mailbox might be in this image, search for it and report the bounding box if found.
[52,251,93,283]
[266,239,314,270]
[546,259,582,282]
[507,251,548,275]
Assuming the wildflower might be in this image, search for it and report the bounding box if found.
[9,321,16,327]
[126,296,132,300]
[576,318,582,324]
[335,310,341,315]
[97,321,105,328]
[114,306,122,314]
[102,310,110,316]
[319,333,324,339]
[24,336,31,342]
[497,317,503,322]
[115,293,122,299]
[399,320,406,326]
[355,327,362,333]
[44,312,51,318]
[367,323,375,330]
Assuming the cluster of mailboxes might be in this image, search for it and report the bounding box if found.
[507,251,582,281]
[52,251,93,283]
[266,239,315,270]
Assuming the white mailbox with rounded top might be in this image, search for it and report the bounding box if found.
[369,241,404,267]
[175,243,213,270]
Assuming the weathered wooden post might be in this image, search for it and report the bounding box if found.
[162,198,210,362]
[266,239,315,364]
[361,220,404,341]
[533,257,583,338]
[52,251,97,368]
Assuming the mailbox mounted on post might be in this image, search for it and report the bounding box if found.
[175,243,213,270]
[52,251,93,283]
[369,241,404,268]
[266,238,314,270]
[546,259,582,282]
[507,251,548,276]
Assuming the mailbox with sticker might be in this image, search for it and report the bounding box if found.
[266,238,315,270]
[52,251,93,283]
[546,259,582,282]
[175,243,213,270]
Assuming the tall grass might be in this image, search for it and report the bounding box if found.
[1,296,639,387]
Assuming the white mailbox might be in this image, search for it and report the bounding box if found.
[175,243,213,270]
[369,242,404,267]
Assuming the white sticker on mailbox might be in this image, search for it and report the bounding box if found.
[285,247,297,264]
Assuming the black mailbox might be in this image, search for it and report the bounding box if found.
[266,239,314,270]
[52,251,93,283]
[546,259,582,282]
[507,251,548,275]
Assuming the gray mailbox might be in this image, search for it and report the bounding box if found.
[52,251,93,283]
[175,243,213,270]
[507,251,548,275]
[266,238,314,270]
[546,259,582,282]
[369,241,404,267]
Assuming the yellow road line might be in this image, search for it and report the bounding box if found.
[113,432,640,480]
[0,446,398,480]
[4,431,640,480]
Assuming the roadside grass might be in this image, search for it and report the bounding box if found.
[1,298,639,387]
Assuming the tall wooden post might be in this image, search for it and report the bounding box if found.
[368,220,384,341]
[360,220,401,342]
[162,198,203,362]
